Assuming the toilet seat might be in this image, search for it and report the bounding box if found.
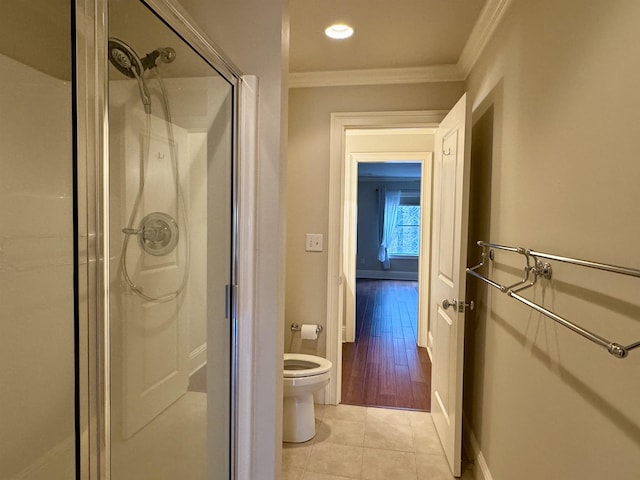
[283,353,332,378]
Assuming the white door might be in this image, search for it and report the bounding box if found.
[429,94,471,476]
[114,105,191,438]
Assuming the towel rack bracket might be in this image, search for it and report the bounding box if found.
[607,343,628,359]
[532,261,552,280]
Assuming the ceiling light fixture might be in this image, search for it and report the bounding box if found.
[324,24,354,40]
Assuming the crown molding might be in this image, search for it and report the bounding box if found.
[289,64,463,89]
[457,0,513,78]
[288,0,512,88]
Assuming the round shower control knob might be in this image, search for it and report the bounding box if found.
[137,212,179,256]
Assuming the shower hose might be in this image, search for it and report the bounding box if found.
[120,69,191,303]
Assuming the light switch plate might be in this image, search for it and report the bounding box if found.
[305,233,323,252]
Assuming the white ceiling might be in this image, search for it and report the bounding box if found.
[6,1,490,83]
[289,0,488,73]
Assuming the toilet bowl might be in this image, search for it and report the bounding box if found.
[283,353,332,443]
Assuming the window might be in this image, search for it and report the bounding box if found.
[389,192,420,256]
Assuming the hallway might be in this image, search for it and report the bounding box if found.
[341,280,431,411]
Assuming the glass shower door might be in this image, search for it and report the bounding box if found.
[108,1,235,478]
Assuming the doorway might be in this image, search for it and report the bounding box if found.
[341,157,431,410]
[325,114,446,406]
[327,99,472,477]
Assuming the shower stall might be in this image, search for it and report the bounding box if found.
[1,0,251,479]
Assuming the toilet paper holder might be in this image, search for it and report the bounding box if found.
[290,323,323,335]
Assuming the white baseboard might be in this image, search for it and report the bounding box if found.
[463,415,494,480]
[189,343,207,374]
[356,270,418,281]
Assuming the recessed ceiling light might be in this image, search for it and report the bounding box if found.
[324,24,354,40]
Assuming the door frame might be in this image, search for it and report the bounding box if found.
[342,150,432,347]
[326,110,447,405]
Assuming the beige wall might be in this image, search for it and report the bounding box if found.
[286,83,464,356]
[177,1,288,478]
[464,1,640,478]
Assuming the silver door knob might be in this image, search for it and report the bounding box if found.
[442,299,457,310]
[442,299,474,312]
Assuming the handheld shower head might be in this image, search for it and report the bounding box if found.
[108,38,177,76]
[108,38,144,78]
[108,38,152,112]
[108,38,178,114]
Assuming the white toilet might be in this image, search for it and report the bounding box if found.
[283,353,332,443]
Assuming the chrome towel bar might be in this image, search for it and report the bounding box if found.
[467,240,640,359]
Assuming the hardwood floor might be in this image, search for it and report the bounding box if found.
[341,279,432,411]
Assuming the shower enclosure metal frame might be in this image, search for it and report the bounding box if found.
[75,0,248,478]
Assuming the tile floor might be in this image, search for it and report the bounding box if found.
[282,404,474,480]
